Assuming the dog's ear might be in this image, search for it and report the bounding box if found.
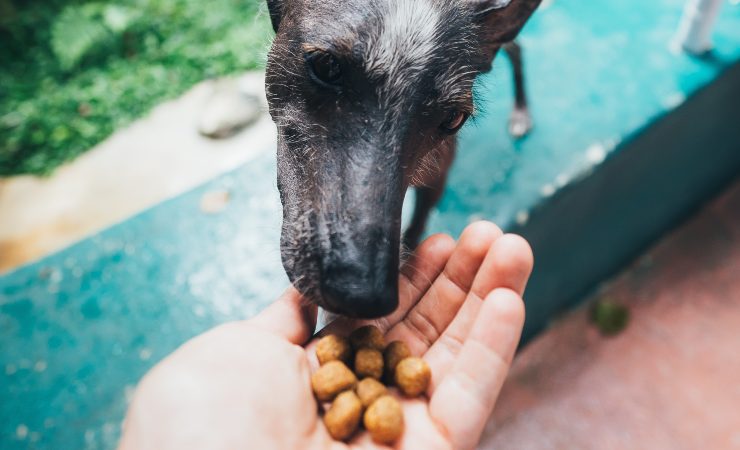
[266,0,283,32]
[471,0,541,63]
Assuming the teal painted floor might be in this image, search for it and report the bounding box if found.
[2,1,739,448]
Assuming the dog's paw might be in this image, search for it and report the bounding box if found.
[508,107,533,139]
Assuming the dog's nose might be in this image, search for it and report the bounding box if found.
[322,274,398,318]
[320,258,399,319]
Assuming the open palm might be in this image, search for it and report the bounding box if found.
[119,222,533,450]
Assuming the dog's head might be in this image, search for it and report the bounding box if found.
[265,0,540,318]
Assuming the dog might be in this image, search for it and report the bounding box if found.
[264,0,541,318]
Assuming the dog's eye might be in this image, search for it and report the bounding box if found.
[306,51,342,87]
[440,111,469,134]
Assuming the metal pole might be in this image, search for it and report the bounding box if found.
[673,0,724,54]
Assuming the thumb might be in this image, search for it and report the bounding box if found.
[249,286,318,345]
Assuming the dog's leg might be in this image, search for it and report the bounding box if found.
[403,146,455,250]
[503,41,533,139]
[403,185,443,251]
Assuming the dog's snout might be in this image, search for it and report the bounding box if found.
[320,250,399,319]
[321,271,398,319]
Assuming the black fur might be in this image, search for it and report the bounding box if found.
[265,0,541,318]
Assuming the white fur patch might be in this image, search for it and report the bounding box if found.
[366,0,441,97]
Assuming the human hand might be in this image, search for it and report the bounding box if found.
[118,222,533,450]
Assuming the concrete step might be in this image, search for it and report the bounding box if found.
[480,177,740,450]
[430,0,740,341]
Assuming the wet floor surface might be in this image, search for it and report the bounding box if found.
[0,72,273,273]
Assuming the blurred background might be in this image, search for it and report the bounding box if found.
[1,0,739,449]
[0,0,270,175]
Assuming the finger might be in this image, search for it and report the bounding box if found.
[311,233,456,339]
[385,233,457,330]
[383,221,503,356]
[249,286,318,345]
[424,234,533,390]
[471,234,533,299]
[429,288,525,450]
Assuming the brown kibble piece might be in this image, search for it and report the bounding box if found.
[349,325,385,351]
[354,348,384,380]
[363,395,404,444]
[324,390,363,441]
[356,378,387,408]
[383,340,411,382]
[311,361,358,402]
[316,334,352,366]
[394,357,431,397]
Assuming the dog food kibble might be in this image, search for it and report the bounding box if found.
[356,378,387,408]
[324,390,363,440]
[312,328,429,444]
[311,361,358,402]
[349,325,385,351]
[354,348,384,380]
[363,395,404,444]
[383,340,411,382]
[316,334,352,366]
[394,357,431,397]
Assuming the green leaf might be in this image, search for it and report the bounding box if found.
[590,299,630,336]
[103,5,137,33]
[51,5,110,71]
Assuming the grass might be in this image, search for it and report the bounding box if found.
[0,0,272,176]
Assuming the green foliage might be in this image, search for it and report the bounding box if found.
[51,3,139,70]
[590,299,630,336]
[0,0,273,176]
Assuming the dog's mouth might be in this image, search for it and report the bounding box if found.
[285,262,401,319]
[280,229,401,319]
